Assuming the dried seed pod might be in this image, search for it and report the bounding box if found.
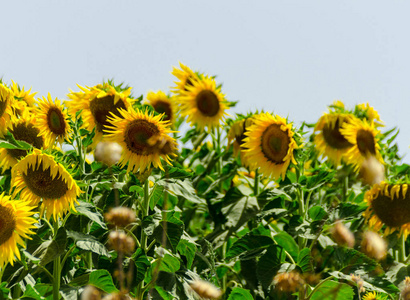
[105,207,136,228]
[273,271,305,293]
[94,141,123,167]
[351,274,365,293]
[108,231,136,255]
[331,221,355,248]
[81,285,101,300]
[402,284,410,300]
[190,279,222,299]
[361,231,387,260]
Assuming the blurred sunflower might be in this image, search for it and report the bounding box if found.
[177,75,229,131]
[314,113,354,165]
[340,118,383,171]
[363,182,410,238]
[0,82,15,137]
[355,103,383,127]
[66,82,134,146]
[243,113,298,180]
[145,91,175,124]
[10,80,36,116]
[227,116,257,167]
[0,115,45,171]
[105,108,176,173]
[0,193,37,268]
[11,149,81,220]
[171,62,198,95]
[36,93,72,148]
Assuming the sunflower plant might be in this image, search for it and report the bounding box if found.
[0,72,409,300]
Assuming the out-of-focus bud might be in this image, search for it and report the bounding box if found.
[81,285,101,300]
[361,231,387,260]
[402,277,410,300]
[351,274,365,293]
[102,292,132,300]
[105,207,136,228]
[190,279,222,299]
[360,155,385,185]
[94,142,123,167]
[303,273,321,286]
[273,272,305,293]
[108,231,136,255]
[331,221,355,248]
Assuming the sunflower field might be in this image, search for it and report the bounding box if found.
[0,63,409,300]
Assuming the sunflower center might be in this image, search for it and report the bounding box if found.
[89,95,126,133]
[261,124,290,164]
[47,108,66,135]
[124,119,160,155]
[322,119,353,149]
[0,205,16,246]
[22,162,68,199]
[195,90,220,117]
[371,187,410,227]
[0,99,7,118]
[7,123,44,160]
[356,129,376,155]
[153,101,172,122]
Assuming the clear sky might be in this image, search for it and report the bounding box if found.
[2,1,410,161]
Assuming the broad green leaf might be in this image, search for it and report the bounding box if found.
[21,284,53,300]
[89,270,118,293]
[149,184,165,210]
[308,206,327,221]
[74,201,107,229]
[158,254,180,273]
[297,248,313,273]
[310,280,354,300]
[256,245,286,288]
[67,231,110,257]
[227,287,253,300]
[0,283,9,300]
[226,234,273,260]
[158,178,205,204]
[177,238,197,268]
[222,196,259,229]
[133,248,150,285]
[274,232,298,260]
[39,227,67,266]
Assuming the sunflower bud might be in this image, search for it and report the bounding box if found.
[190,279,222,299]
[331,221,355,248]
[105,207,136,228]
[273,271,305,293]
[351,274,365,293]
[81,285,101,300]
[94,142,123,167]
[361,231,387,260]
[360,155,385,185]
[108,231,136,255]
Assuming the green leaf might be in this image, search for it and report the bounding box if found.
[308,206,328,221]
[70,270,118,294]
[297,248,313,273]
[177,238,197,268]
[74,201,107,229]
[67,231,110,257]
[39,227,67,266]
[274,232,299,260]
[158,178,205,204]
[149,184,165,210]
[0,282,10,300]
[152,211,184,252]
[21,284,53,299]
[133,248,150,285]
[256,245,286,288]
[222,196,260,229]
[227,287,253,300]
[310,280,354,300]
[157,253,181,273]
[226,234,273,260]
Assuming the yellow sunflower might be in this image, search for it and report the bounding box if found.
[362,291,387,300]
[177,75,229,131]
[11,149,81,221]
[105,108,176,173]
[171,62,199,95]
[0,193,37,268]
[340,118,383,171]
[227,116,257,167]
[314,113,354,165]
[363,182,410,238]
[355,103,383,127]
[66,83,134,146]
[0,115,45,171]
[35,93,72,148]
[10,80,37,117]
[145,90,176,124]
[0,82,15,137]
[242,113,298,180]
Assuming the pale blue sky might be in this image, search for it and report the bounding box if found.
[2,1,410,161]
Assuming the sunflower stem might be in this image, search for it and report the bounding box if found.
[253,169,259,196]
[399,234,407,262]
[53,221,61,300]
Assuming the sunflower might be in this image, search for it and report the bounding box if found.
[145,91,176,124]
[66,82,134,146]
[11,149,81,220]
[104,108,176,173]
[314,113,354,165]
[10,80,36,117]
[35,93,72,148]
[242,113,298,180]
[227,116,257,167]
[362,291,388,300]
[177,75,229,131]
[171,62,199,95]
[0,82,15,137]
[355,103,383,127]
[0,115,45,171]
[0,193,37,268]
[363,182,410,238]
[340,118,383,171]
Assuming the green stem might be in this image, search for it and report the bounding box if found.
[53,221,61,300]
[253,169,259,196]
[399,234,407,262]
